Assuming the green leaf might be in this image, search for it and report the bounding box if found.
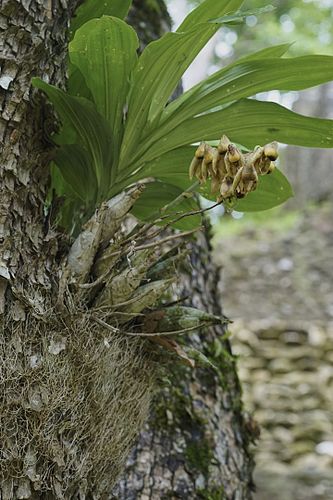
[114,146,196,196]
[70,0,132,39]
[161,55,333,127]
[50,161,77,201]
[67,64,92,100]
[217,99,333,149]
[139,146,196,190]
[236,168,294,212]
[126,49,333,166]
[49,163,87,235]
[70,16,138,171]
[32,78,113,197]
[141,98,333,161]
[210,5,275,24]
[131,182,201,231]
[159,43,291,126]
[55,144,98,203]
[119,0,244,169]
[177,0,244,32]
[200,168,293,211]
[237,43,292,61]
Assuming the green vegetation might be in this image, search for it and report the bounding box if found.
[235,0,333,57]
[182,0,333,57]
[213,205,300,239]
[185,439,214,475]
[197,487,226,500]
[32,0,333,236]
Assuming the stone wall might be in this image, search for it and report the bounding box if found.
[214,201,333,499]
[232,319,333,500]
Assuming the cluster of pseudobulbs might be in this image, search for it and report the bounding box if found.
[189,135,279,202]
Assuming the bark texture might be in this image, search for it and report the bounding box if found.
[114,226,255,500]
[0,0,80,302]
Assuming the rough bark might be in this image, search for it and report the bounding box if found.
[1,0,254,498]
[0,0,80,312]
[114,226,256,500]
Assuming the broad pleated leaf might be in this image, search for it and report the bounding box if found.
[162,43,292,122]
[237,43,292,61]
[70,17,138,171]
[217,99,333,149]
[119,0,244,168]
[32,78,112,196]
[131,182,201,231]
[199,168,293,211]
[50,161,77,201]
[115,146,197,197]
[210,5,274,24]
[236,168,294,211]
[151,0,245,119]
[67,65,93,100]
[126,49,321,165]
[161,55,333,127]
[55,144,98,203]
[141,98,333,162]
[139,146,196,190]
[70,0,132,39]
[177,0,244,31]
[49,163,87,235]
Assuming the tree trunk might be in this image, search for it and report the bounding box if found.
[0,0,254,498]
[114,227,256,500]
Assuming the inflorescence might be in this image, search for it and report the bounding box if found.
[189,135,279,203]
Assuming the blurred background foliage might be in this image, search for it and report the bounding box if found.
[169,0,333,58]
